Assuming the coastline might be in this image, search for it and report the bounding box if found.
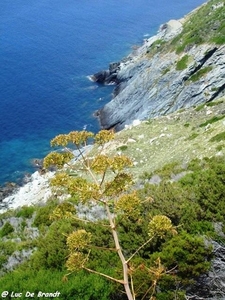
[0,1,217,215]
[0,171,54,214]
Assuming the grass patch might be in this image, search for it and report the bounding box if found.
[206,100,224,107]
[0,222,14,237]
[16,206,36,219]
[195,103,205,111]
[186,133,199,140]
[199,115,225,127]
[216,144,224,151]
[210,131,225,142]
[162,67,170,75]
[169,0,225,54]
[189,66,213,82]
[116,145,128,151]
[176,55,189,70]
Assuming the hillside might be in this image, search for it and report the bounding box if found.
[0,96,224,299]
[93,0,225,131]
[0,1,225,299]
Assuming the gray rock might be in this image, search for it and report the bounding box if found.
[3,249,33,271]
[149,174,162,185]
[95,34,225,131]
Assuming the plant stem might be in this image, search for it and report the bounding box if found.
[105,203,134,300]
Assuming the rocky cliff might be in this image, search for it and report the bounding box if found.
[93,0,225,131]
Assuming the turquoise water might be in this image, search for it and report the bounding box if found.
[0,0,206,184]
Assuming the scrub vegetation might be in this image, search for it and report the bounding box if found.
[0,96,224,299]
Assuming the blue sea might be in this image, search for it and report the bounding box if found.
[0,0,206,185]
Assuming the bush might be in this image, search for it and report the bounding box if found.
[0,222,14,237]
[32,201,58,230]
[30,219,74,270]
[150,232,212,280]
[16,206,35,219]
[0,269,114,300]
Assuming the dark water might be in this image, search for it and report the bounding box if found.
[0,0,206,184]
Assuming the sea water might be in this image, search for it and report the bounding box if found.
[0,0,206,184]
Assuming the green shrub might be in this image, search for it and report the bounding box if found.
[16,206,35,219]
[0,222,14,237]
[0,254,7,268]
[0,269,114,300]
[32,201,58,229]
[30,219,74,270]
[150,232,212,280]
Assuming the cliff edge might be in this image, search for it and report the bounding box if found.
[93,0,225,130]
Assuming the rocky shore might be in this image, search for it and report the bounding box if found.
[92,4,225,131]
[0,171,53,214]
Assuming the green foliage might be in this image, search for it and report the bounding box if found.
[0,240,17,268]
[199,115,225,127]
[180,157,225,222]
[150,161,182,180]
[170,0,225,53]
[216,144,224,151]
[206,100,223,107]
[195,103,205,111]
[16,206,35,219]
[117,145,128,151]
[186,132,198,140]
[212,35,225,44]
[162,67,170,75]
[189,66,213,82]
[210,131,225,142]
[32,201,58,230]
[1,127,223,299]
[150,232,212,280]
[140,156,225,232]
[30,219,74,270]
[0,221,14,237]
[0,269,114,300]
[176,55,189,70]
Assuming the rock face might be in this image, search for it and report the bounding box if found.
[95,19,225,131]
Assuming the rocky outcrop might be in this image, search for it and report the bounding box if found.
[0,171,53,214]
[90,62,121,85]
[94,20,225,131]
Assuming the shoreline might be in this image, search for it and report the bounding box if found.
[0,2,210,214]
[0,145,93,215]
[0,171,54,214]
